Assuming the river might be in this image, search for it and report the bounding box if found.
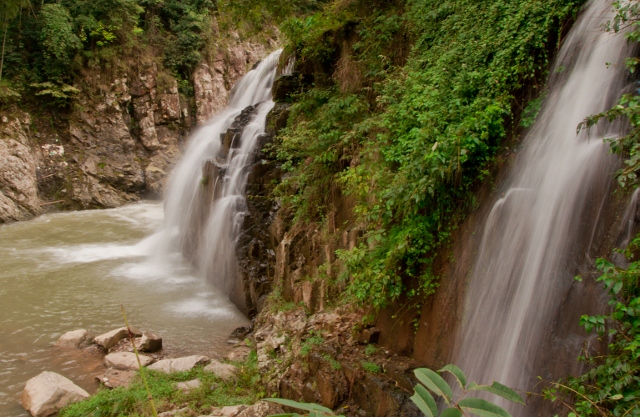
[0,202,250,417]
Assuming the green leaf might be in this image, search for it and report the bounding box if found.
[467,382,525,405]
[414,368,453,403]
[458,398,513,417]
[439,364,467,389]
[265,398,333,414]
[440,408,463,417]
[410,385,437,417]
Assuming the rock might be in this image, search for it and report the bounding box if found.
[94,327,140,351]
[235,401,284,417]
[158,407,196,417]
[176,379,202,392]
[0,113,41,223]
[272,74,300,102]
[210,405,248,417]
[357,327,381,344]
[104,351,154,370]
[147,355,210,373]
[96,368,136,389]
[21,371,90,417]
[137,331,163,353]
[203,360,238,381]
[193,63,228,125]
[56,329,88,348]
[224,345,252,362]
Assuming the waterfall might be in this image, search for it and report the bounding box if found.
[157,49,283,309]
[453,0,634,413]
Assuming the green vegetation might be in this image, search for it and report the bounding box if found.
[265,397,346,417]
[269,0,586,308]
[299,332,324,356]
[411,364,525,417]
[545,236,640,417]
[360,361,381,373]
[60,352,263,417]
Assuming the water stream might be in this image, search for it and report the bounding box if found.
[0,203,249,417]
[454,0,634,414]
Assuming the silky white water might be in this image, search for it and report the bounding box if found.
[157,49,282,306]
[454,0,634,413]
[0,203,249,417]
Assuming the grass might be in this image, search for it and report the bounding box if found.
[60,352,263,417]
[361,361,381,374]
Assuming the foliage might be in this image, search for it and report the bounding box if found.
[361,361,381,373]
[300,332,324,356]
[274,0,586,308]
[411,364,525,417]
[30,82,80,106]
[39,4,82,81]
[60,351,264,417]
[578,0,640,188]
[265,397,345,417]
[545,235,640,417]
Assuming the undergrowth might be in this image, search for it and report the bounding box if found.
[60,352,263,417]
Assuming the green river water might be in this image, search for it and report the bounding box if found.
[0,202,250,416]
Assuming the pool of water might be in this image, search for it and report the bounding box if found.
[0,202,250,416]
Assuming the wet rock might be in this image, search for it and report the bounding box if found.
[104,351,154,370]
[94,327,140,351]
[176,379,202,392]
[272,74,301,103]
[21,371,89,417]
[96,368,137,389]
[204,360,238,381]
[137,331,163,353]
[230,326,253,341]
[235,401,284,417]
[224,345,252,362]
[56,329,88,348]
[147,355,210,373]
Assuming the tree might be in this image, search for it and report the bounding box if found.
[0,0,22,82]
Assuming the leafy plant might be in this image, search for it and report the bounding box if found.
[361,361,381,373]
[265,398,345,417]
[411,364,525,417]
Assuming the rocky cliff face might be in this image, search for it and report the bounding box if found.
[0,38,270,223]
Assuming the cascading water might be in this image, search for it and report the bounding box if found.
[454,0,634,414]
[158,49,283,308]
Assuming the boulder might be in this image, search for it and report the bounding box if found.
[21,371,90,417]
[56,329,88,348]
[176,379,202,392]
[203,360,238,381]
[137,331,163,353]
[94,327,141,351]
[104,352,154,370]
[224,345,252,362]
[235,401,284,417]
[96,368,137,389]
[158,407,196,417]
[147,355,210,373]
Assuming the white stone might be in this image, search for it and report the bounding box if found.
[203,360,238,381]
[104,352,154,370]
[56,329,88,348]
[21,371,89,417]
[235,401,283,417]
[147,355,210,373]
[209,405,247,417]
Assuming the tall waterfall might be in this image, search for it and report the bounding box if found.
[454,0,633,413]
[158,49,282,308]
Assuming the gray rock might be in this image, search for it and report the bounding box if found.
[21,371,89,417]
[94,327,140,351]
[176,379,202,392]
[224,345,252,362]
[203,360,238,381]
[56,329,88,348]
[104,351,154,370]
[158,407,196,417]
[137,331,163,353]
[235,402,284,417]
[210,405,247,417]
[96,368,136,389]
[147,355,210,373]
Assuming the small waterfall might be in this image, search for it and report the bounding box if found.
[157,49,283,309]
[454,0,634,414]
